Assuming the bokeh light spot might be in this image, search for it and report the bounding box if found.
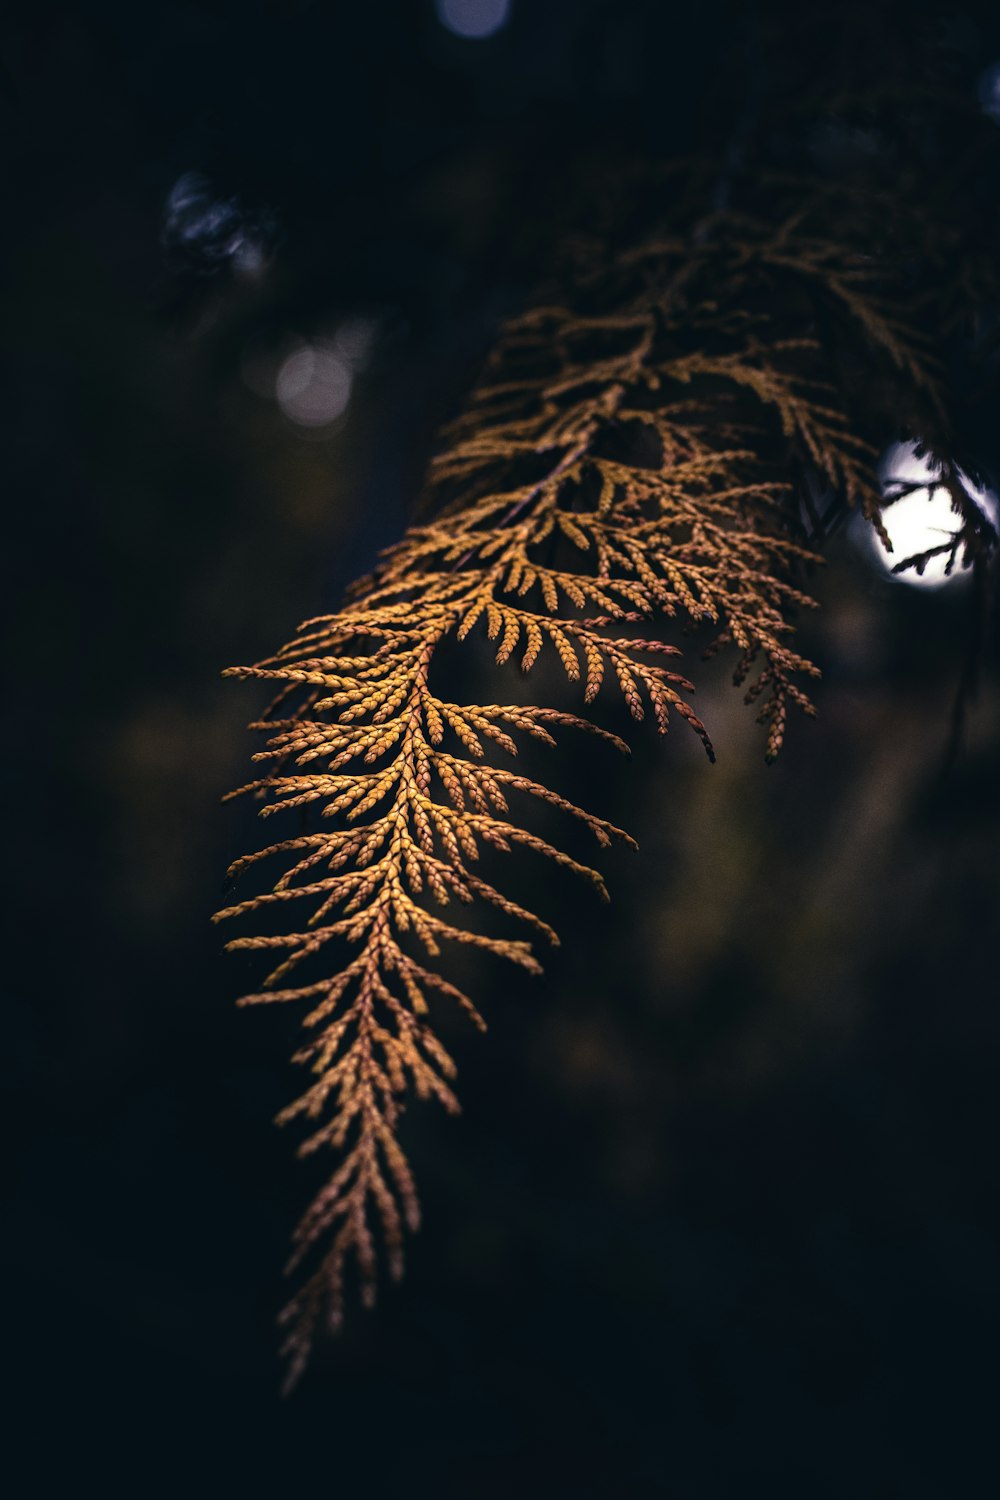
[862,441,998,589]
[275,344,353,428]
[435,0,510,41]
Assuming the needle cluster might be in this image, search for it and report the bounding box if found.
[217,181,986,1387]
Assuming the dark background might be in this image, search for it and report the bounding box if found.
[3,2,1000,1494]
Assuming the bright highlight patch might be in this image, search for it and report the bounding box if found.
[275,344,353,428]
[435,0,510,41]
[867,441,998,589]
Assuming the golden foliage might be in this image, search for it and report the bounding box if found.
[216,184,989,1388]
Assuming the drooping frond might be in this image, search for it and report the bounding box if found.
[217,175,994,1389]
